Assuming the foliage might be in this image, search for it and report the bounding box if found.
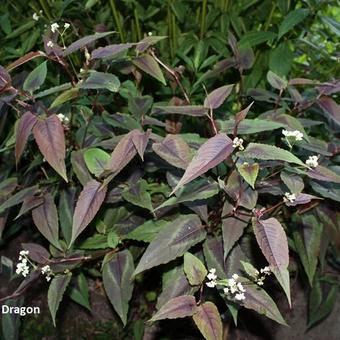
[0,1,339,339]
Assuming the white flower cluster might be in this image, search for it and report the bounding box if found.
[284,192,296,203]
[51,22,70,33]
[306,155,319,168]
[255,266,271,286]
[16,250,30,277]
[41,265,52,282]
[282,129,303,141]
[223,274,246,301]
[206,268,217,287]
[232,137,244,150]
[47,41,54,48]
[57,113,70,123]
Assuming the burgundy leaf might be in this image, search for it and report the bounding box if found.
[71,180,107,246]
[317,96,340,127]
[22,243,50,264]
[132,55,166,85]
[171,133,233,194]
[150,295,197,322]
[32,193,60,249]
[91,43,133,59]
[235,102,254,125]
[307,165,340,184]
[253,217,290,306]
[62,31,114,56]
[6,51,45,72]
[16,195,44,219]
[152,105,208,116]
[204,84,234,109]
[0,65,11,90]
[71,150,93,186]
[193,302,223,340]
[152,134,192,169]
[288,78,317,85]
[131,129,151,161]
[135,36,167,53]
[15,111,37,164]
[285,193,322,207]
[33,114,67,182]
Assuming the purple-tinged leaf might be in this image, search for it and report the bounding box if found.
[15,111,37,164]
[23,61,47,93]
[307,165,340,183]
[58,188,76,246]
[16,195,44,219]
[218,119,285,134]
[32,193,61,250]
[132,55,166,85]
[267,71,287,90]
[285,193,322,207]
[198,58,236,83]
[62,31,114,56]
[0,65,11,90]
[317,79,340,95]
[203,236,226,279]
[152,134,192,169]
[22,243,50,264]
[171,134,233,194]
[152,105,208,116]
[32,114,68,182]
[234,102,254,125]
[288,78,316,86]
[317,96,340,127]
[183,252,207,286]
[71,150,93,186]
[6,51,45,72]
[102,250,134,326]
[280,171,304,193]
[70,180,107,246]
[48,273,72,326]
[131,129,151,161]
[204,84,233,109]
[222,216,249,260]
[133,214,205,276]
[136,36,167,53]
[193,302,223,340]
[241,279,287,325]
[243,143,305,166]
[150,295,197,322]
[122,179,153,211]
[253,217,290,306]
[91,43,133,59]
[79,71,120,92]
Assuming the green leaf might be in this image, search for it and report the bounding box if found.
[132,54,166,85]
[49,88,79,109]
[107,230,119,248]
[193,302,223,340]
[278,8,309,39]
[133,214,206,276]
[79,233,108,249]
[84,148,110,177]
[124,219,168,242]
[150,295,197,322]
[236,162,259,189]
[102,250,135,326]
[79,71,120,92]
[23,61,47,93]
[217,119,285,134]
[122,179,153,211]
[269,42,293,76]
[243,143,305,166]
[267,71,287,90]
[69,273,91,311]
[183,252,207,286]
[280,171,304,194]
[48,273,72,326]
[239,31,276,48]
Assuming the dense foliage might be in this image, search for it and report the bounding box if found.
[0,1,339,339]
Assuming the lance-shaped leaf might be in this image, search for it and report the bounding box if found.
[16,195,44,219]
[152,105,208,116]
[136,35,167,53]
[84,148,110,177]
[204,84,233,109]
[23,61,47,93]
[278,8,309,39]
[218,119,285,134]
[236,162,259,189]
[171,134,233,195]
[48,273,72,326]
[49,88,79,109]
[131,129,151,161]
[193,302,223,340]
[91,43,133,59]
[150,295,197,322]
[253,217,291,306]
[32,193,61,249]
[79,71,120,92]
[122,179,153,211]
[280,171,304,193]
[285,193,321,207]
[22,243,50,264]
[58,188,76,246]
[132,55,166,85]
[32,114,68,182]
[241,279,287,325]
[203,236,226,279]
[317,96,340,127]
[133,214,205,276]
[152,134,192,169]
[102,250,134,326]
[243,143,305,166]
[15,111,37,164]
[267,71,287,90]
[62,31,114,56]
[71,150,93,186]
[306,165,340,184]
[184,252,207,286]
[69,273,91,312]
[125,219,168,243]
[70,180,107,246]
[234,102,253,125]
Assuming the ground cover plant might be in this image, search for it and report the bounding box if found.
[0,1,339,339]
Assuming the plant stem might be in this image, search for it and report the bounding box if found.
[200,0,207,39]
[134,8,141,41]
[109,0,125,42]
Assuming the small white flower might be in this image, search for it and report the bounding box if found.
[47,40,54,48]
[284,192,296,203]
[232,137,244,150]
[260,266,271,274]
[51,23,59,33]
[223,287,229,294]
[207,272,217,281]
[206,281,216,288]
[282,129,303,141]
[57,113,69,123]
[46,276,51,282]
[148,32,153,36]
[232,273,239,280]
[64,22,70,29]
[33,13,39,21]
[41,265,51,274]
[235,293,245,301]
[228,278,236,287]
[257,280,264,285]
[19,250,29,256]
[237,282,245,292]
[209,268,216,274]
[306,155,319,168]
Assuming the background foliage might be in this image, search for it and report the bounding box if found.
[0,0,339,339]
